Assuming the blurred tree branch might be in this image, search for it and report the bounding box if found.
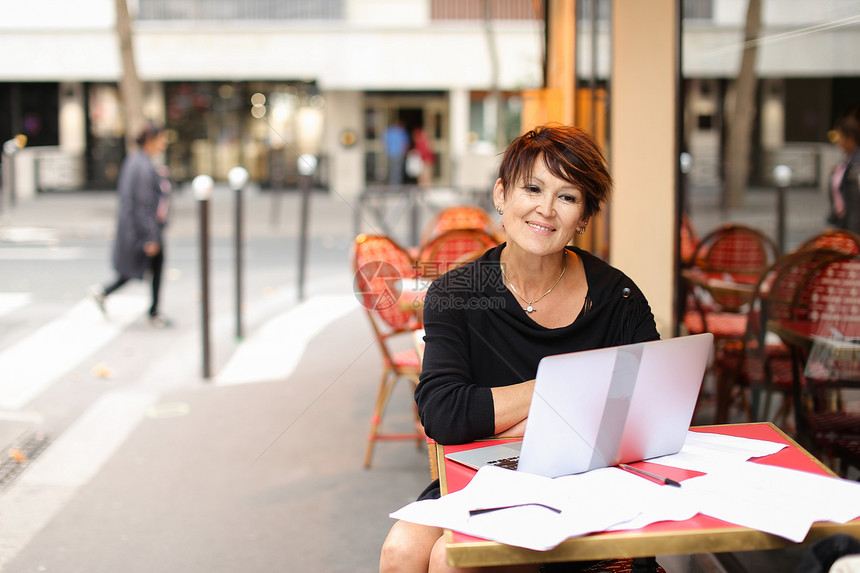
[115,0,144,154]
[723,0,761,209]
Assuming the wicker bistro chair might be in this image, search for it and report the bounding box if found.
[419,205,494,245]
[777,252,860,472]
[716,249,844,426]
[684,223,778,322]
[725,232,860,428]
[682,224,779,422]
[351,234,425,468]
[416,228,499,280]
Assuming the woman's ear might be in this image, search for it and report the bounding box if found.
[492,178,505,211]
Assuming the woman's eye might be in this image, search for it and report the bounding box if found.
[524,185,541,194]
[560,194,579,203]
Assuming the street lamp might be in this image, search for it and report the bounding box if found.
[192,174,214,380]
[228,166,249,340]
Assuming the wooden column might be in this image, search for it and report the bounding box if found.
[610,0,680,335]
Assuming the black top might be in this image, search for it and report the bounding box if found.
[415,244,660,446]
[828,149,860,234]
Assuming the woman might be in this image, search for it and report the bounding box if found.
[827,105,860,235]
[411,125,435,187]
[379,125,659,572]
[91,122,172,327]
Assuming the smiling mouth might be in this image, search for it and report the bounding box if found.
[528,222,555,233]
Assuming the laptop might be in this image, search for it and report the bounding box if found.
[445,333,713,478]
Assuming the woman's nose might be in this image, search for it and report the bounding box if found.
[535,193,554,216]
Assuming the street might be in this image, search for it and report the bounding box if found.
[0,186,432,572]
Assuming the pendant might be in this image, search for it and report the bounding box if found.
[525,305,535,313]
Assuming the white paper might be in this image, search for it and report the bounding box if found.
[390,433,860,551]
[391,466,693,551]
[680,462,860,542]
[649,431,787,473]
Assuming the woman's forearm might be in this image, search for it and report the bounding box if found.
[490,380,534,434]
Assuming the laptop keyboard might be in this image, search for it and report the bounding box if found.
[488,456,519,470]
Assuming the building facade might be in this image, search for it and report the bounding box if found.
[0,0,543,199]
[1,0,859,200]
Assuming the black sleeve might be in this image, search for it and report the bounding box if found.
[581,250,661,346]
[843,163,860,234]
[414,280,496,445]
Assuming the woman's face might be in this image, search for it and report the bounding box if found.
[144,131,168,155]
[836,129,858,154]
[493,158,587,258]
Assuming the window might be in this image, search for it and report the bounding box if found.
[431,0,542,21]
[682,0,713,22]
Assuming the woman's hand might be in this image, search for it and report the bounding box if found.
[143,242,161,257]
[494,417,527,438]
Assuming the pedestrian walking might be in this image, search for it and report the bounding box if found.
[91,122,173,328]
[383,119,409,186]
[827,104,860,234]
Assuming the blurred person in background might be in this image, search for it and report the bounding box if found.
[91,123,173,328]
[827,104,860,235]
[384,119,410,186]
[410,125,435,188]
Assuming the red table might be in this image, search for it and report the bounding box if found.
[435,423,860,568]
[767,320,860,353]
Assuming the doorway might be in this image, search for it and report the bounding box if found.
[363,92,448,186]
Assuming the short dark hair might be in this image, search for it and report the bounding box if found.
[135,122,165,146]
[497,124,611,221]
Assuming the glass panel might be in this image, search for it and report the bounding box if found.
[138,0,344,21]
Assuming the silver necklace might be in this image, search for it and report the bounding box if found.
[499,251,567,313]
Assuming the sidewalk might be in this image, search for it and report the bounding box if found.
[0,184,435,571]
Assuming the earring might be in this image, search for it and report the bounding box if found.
[495,205,503,215]
[577,224,588,234]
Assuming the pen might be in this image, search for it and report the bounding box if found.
[469,503,562,516]
[619,464,681,487]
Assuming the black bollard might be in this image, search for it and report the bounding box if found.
[193,174,214,380]
[297,154,317,301]
[228,167,249,340]
[773,164,792,255]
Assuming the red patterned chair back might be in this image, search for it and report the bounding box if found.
[417,228,499,279]
[694,223,777,273]
[352,234,419,331]
[763,249,843,324]
[797,229,860,255]
[421,205,493,244]
[691,224,778,311]
[792,253,860,334]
